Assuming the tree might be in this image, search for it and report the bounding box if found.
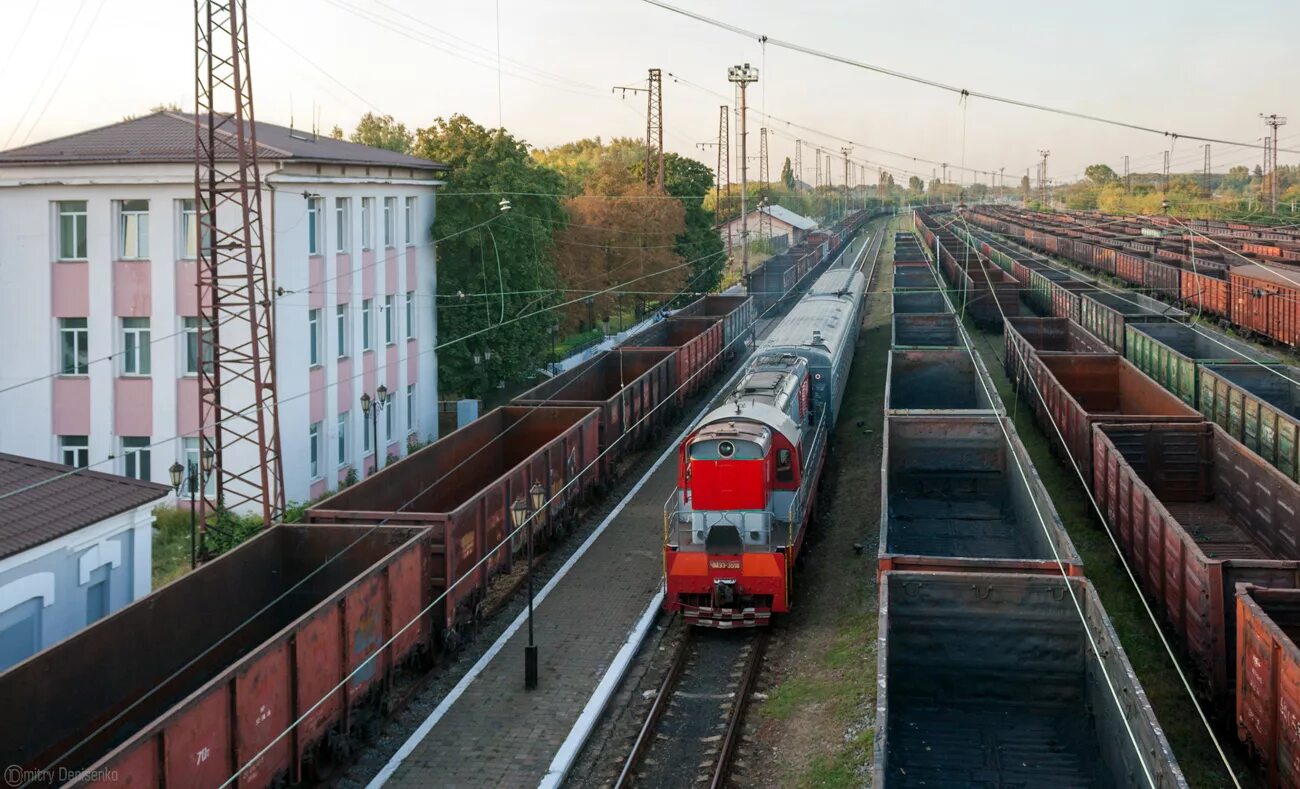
[780,157,795,190]
[351,112,414,154]
[1020,174,1031,196]
[664,153,726,297]
[412,115,569,398]
[1223,165,1251,192]
[908,175,924,193]
[329,125,344,140]
[1084,163,1119,185]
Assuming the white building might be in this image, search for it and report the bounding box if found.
[0,112,447,506]
[0,453,167,670]
[720,204,819,249]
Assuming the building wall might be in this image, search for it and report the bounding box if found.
[721,212,799,248]
[0,162,440,507]
[0,502,154,671]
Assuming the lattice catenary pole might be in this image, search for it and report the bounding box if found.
[194,0,285,533]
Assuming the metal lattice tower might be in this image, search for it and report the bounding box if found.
[1162,150,1171,194]
[1203,144,1212,196]
[1123,155,1130,194]
[646,68,664,190]
[794,139,802,195]
[814,147,822,190]
[1037,150,1050,206]
[194,0,285,531]
[1262,114,1287,212]
[758,127,771,240]
[728,63,758,276]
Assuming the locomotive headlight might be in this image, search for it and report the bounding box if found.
[719,441,736,458]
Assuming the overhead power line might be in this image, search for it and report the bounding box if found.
[644,0,1300,155]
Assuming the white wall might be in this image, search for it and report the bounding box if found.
[0,162,440,507]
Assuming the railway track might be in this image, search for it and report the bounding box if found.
[613,628,769,789]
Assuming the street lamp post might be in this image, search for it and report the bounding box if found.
[511,479,547,690]
[360,384,389,476]
[169,448,214,569]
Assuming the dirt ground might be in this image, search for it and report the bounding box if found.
[740,216,898,788]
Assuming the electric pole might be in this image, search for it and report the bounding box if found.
[729,63,758,277]
[759,127,771,242]
[1037,150,1050,206]
[1262,113,1287,213]
[1123,154,1130,194]
[194,0,285,531]
[841,147,852,217]
[612,68,665,190]
[1162,150,1170,194]
[695,105,731,258]
[794,139,803,195]
[1203,144,1211,197]
[814,147,822,190]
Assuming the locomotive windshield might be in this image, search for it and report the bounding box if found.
[689,439,763,460]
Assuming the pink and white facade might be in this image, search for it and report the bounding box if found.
[0,113,445,506]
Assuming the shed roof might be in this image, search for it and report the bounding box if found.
[0,454,169,560]
[0,112,446,171]
[762,204,818,231]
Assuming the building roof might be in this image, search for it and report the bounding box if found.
[0,111,447,171]
[0,454,169,560]
[761,205,818,231]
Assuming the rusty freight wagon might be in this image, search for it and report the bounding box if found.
[1230,264,1300,347]
[0,525,433,788]
[885,349,1003,415]
[877,416,1081,576]
[1092,422,1300,705]
[1032,354,1202,482]
[892,290,950,315]
[1181,265,1232,319]
[673,294,755,359]
[873,571,1185,787]
[1236,584,1300,787]
[622,316,724,402]
[308,405,600,636]
[960,258,1020,329]
[1003,317,1111,414]
[1124,322,1279,408]
[891,313,961,349]
[512,348,675,470]
[1199,363,1300,482]
[1079,289,1187,353]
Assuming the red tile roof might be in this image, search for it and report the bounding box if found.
[0,111,446,171]
[0,454,169,559]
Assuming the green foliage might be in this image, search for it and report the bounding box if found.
[1084,163,1119,185]
[908,175,924,193]
[663,152,725,296]
[204,508,264,558]
[780,157,796,190]
[350,112,414,154]
[414,115,569,399]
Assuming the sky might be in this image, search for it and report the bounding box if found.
[0,0,1295,187]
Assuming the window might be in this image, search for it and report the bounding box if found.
[308,308,321,366]
[86,578,109,624]
[60,318,89,375]
[404,196,416,246]
[335,303,348,358]
[776,448,794,483]
[383,197,397,247]
[183,437,217,495]
[406,383,415,431]
[384,295,394,345]
[363,411,372,453]
[183,316,214,375]
[122,436,151,481]
[361,299,373,351]
[405,291,415,339]
[337,411,349,466]
[57,201,88,260]
[118,200,149,259]
[309,421,322,479]
[179,199,198,259]
[121,318,151,375]
[60,435,88,468]
[0,600,41,670]
[307,197,323,255]
[385,401,394,443]
[335,197,351,254]
[361,198,374,250]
